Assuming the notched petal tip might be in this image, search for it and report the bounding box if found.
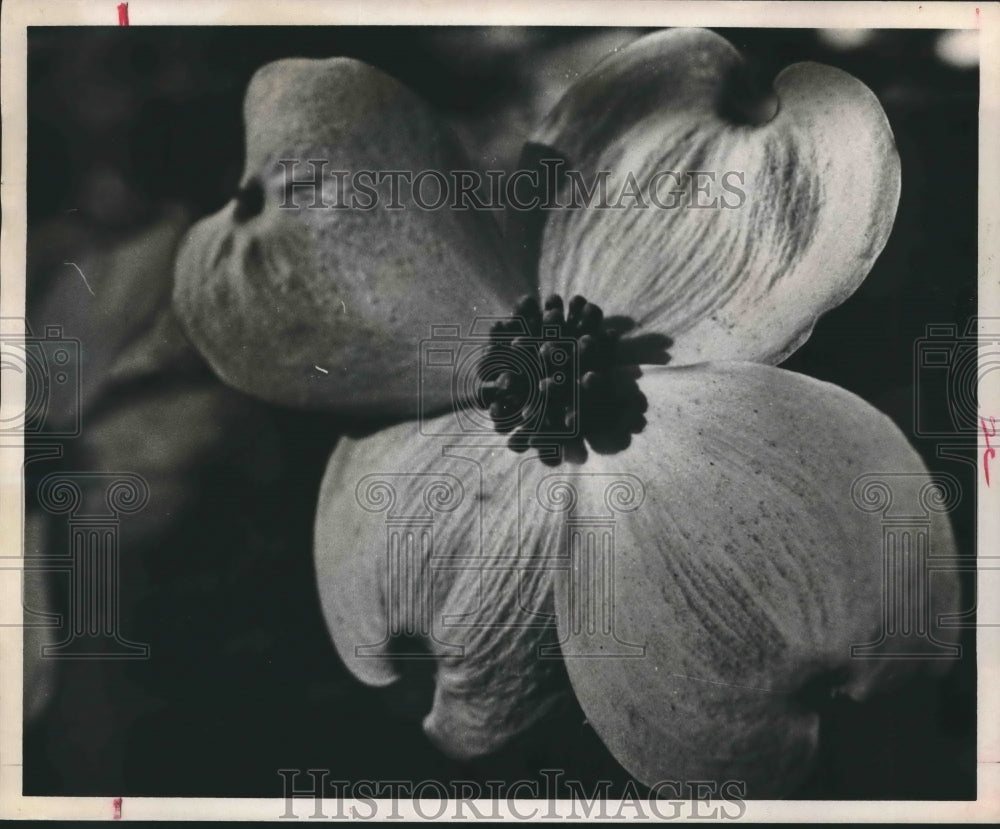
[715,58,781,127]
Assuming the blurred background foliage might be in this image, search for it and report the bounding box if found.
[24,26,977,798]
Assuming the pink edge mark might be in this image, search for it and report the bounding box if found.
[113,797,122,820]
[982,417,996,487]
[118,3,129,26]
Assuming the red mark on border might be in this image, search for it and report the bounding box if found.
[983,417,997,486]
[113,797,122,819]
[118,3,129,25]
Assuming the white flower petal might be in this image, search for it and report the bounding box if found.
[556,362,961,795]
[174,58,528,418]
[526,28,901,366]
[314,425,569,758]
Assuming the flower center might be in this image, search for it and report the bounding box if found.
[476,294,649,465]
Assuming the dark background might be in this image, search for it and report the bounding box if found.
[23,26,978,799]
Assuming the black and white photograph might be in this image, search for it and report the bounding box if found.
[1,0,996,821]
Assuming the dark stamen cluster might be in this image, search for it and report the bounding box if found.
[477,293,648,465]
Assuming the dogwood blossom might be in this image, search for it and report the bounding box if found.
[173,28,959,796]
